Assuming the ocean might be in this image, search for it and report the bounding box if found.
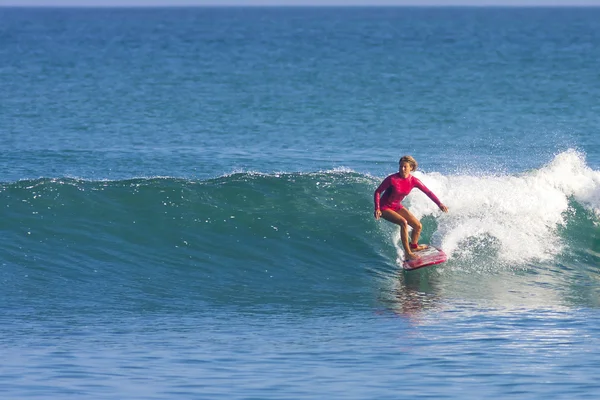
[2,6,600,399]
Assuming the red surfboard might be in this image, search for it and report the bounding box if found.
[402,246,447,271]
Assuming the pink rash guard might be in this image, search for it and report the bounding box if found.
[374,173,442,212]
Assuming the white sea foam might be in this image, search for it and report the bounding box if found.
[395,149,600,265]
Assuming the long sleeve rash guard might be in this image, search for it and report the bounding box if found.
[374,173,442,211]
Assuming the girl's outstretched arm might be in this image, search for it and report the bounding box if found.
[413,178,448,212]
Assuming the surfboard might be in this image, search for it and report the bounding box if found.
[402,246,447,271]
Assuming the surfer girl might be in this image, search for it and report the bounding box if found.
[374,155,448,260]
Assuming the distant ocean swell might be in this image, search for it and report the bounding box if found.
[2,150,600,310]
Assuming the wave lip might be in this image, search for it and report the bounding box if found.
[383,150,599,269]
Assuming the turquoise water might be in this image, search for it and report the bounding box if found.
[2,7,600,399]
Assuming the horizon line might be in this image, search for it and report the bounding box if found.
[2,3,600,7]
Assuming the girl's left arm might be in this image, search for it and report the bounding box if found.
[414,178,448,212]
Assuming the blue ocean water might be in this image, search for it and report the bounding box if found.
[2,6,600,399]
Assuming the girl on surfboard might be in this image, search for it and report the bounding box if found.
[374,155,448,260]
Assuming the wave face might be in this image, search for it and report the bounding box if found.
[2,150,600,311]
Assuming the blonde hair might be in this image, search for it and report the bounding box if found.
[399,155,418,171]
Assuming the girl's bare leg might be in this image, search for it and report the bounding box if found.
[380,209,418,260]
[397,207,427,250]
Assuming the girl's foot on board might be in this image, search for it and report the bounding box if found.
[405,252,419,261]
[410,243,428,251]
